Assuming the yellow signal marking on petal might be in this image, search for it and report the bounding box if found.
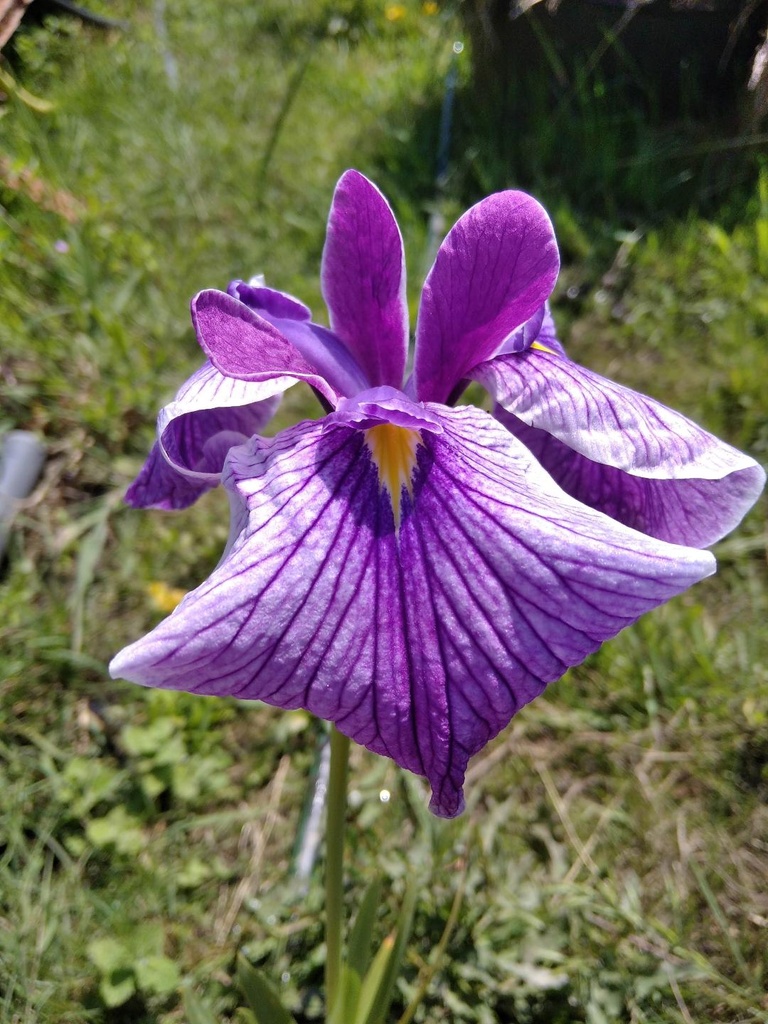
[364,423,422,528]
[531,340,557,355]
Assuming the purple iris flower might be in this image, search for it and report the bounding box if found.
[111,170,764,817]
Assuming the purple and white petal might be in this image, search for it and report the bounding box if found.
[192,290,365,405]
[126,362,282,510]
[474,348,766,547]
[412,192,560,404]
[321,169,409,389]
[125,441,218,510]
[111,405,714,817]
[495,406,763,548]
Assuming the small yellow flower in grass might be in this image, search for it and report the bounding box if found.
[147,581,187,613]
[422,1,439,14]
[385,4,406,21]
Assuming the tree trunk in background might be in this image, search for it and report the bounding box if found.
[0,0,34,50]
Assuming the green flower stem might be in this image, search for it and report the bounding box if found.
[325,726,350,1018]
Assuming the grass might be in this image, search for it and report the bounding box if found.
[1,1,767,1022]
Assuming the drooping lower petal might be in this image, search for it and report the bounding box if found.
[321,169,409,389]
[474,348,766,547]
[495,407,763,548]
[412,191,560,404]
[111,403,714,817]
[126,361,283,510]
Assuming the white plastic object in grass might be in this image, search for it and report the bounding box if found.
[0,430,45,559]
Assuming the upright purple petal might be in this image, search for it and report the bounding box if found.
[475,348,766,547]
[321,170,408,389]
[412,192,560,404]
[111,406,714,817]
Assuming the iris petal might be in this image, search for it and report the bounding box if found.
[530,302,568,358]
[474,348,765,547]
[126,361,282,510]
[230,280,370,399]
[227,279,313,322]
[321,170,409,389]
[412,191,560,403]
[192,289,363,404]
[111,406,714,817]
[126,441,218,510]
[495,407,763,547]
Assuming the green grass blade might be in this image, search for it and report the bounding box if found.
[329,963,362,1024]
[689,861,755,987]
[359,874,419,1024]
[70,497,115,654]
[395,861,467,1024]
[348,877,383,980]
[355,933,397,1024]
[236,955,297,1024]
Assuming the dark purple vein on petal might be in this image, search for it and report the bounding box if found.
[407,492,459,794]
[418,496,551,696]
[424,470,582,673]
[290,459,379,706]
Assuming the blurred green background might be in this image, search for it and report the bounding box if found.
[1,1,767,1021]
